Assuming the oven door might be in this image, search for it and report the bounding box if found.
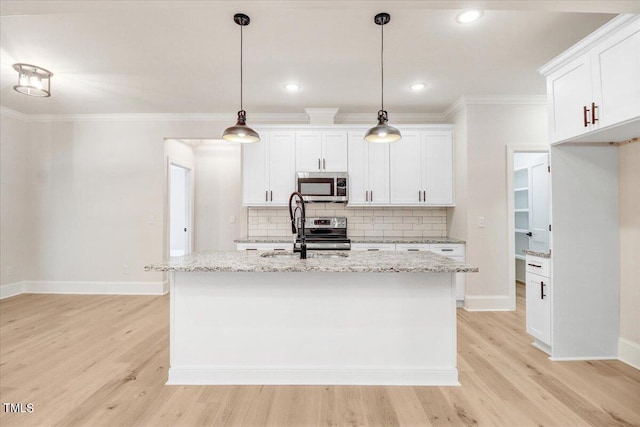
[297,177,337,202]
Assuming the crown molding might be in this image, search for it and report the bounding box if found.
[443,95,548,119]
[1,96,546,124]
[538,14,639,76]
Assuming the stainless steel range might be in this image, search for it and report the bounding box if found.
[294,217,351,251]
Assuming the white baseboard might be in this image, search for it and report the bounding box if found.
[549,356,618,361]
[0,281,26,299]
[1,280,168,299]
[463,295,513,311]
[167,366,459,386]
[618,337,640,370]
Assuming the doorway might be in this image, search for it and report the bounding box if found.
[507,148,551,310]
[169,163,192,256]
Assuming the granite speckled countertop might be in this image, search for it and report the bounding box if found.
[235,236,465,244]
[523,249,552,258]
[145,250,478,273]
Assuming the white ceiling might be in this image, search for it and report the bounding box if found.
[1,1,638,116]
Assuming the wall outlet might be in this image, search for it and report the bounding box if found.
[148,215,155,225]
[123,264,129,275]
[477,216,485,228]
[7,266,14,276]
[230,216,236,224]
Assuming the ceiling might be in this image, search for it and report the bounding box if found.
[1,1,638,116]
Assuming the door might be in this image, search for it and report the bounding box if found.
[322,131,348,172]
[367,142,390,204]
[268,131,296,205]
[169,164,191,256]
[423,131,454,205]
[526,272,551,345]
[529,155,550,253]
[242,132,269,205]
[347,132,368,205]
[295,131,322,172]
[390,131,422,204]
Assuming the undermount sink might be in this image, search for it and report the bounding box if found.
[260,252,349,259]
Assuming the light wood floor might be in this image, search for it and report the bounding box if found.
[1,284,639,427]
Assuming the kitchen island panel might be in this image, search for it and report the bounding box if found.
[168,271,457,386]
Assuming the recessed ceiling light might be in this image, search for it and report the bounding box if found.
[410,83,427,91]
[285,83,301,92]
[456,10,483,24]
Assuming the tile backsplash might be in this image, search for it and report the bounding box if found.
[248,205,448,238]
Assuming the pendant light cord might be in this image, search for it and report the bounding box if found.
[240,24,244,111]
[380,22,384,112]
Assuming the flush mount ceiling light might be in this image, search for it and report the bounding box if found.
[456,10,483,24]
[12,63,53,97]
[365,12,401,143]
[410,82,427,91]
[222,13,260,143]
[285,83,301,92]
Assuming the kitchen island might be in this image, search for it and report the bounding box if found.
[145,250,478,386]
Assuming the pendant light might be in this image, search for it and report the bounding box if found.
[222,13,260,143]
[365,13,402,143]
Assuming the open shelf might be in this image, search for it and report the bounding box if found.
[515,254,526,261]
[515,228,530,234]
[514,187,528,192]
[514,209,529,213]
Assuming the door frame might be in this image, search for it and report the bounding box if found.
[506,146,551,311]
[167,158,194,258]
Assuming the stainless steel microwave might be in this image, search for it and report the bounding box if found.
[296,172,348,203]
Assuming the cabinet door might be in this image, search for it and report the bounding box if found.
[592,22,640,128]
[295,131,322,172]
[526,272,551,345]
[347,132,368,205]
[422,131,454,205]
[396,244,431,251]
[390,131,422,205]
[322,131,348,172]
[269,132,296,205]
[242,132,269,206]
[547,56,593,143]
[367,142,390,204]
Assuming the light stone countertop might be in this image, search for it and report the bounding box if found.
[234,236,465,244]
[145,250,479,274]
[523,249,552,259]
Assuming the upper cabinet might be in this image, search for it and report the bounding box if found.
[295,131,348,172]
[541,15,640,144]
[390,130,454,206]
[347,131,390,205]
[242,131,296,206]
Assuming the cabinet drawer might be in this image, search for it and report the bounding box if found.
[351,243,396,251]
[430,244,464,257]
[396,244,431,251]
[236,243,293,251]
[525,255,551,277]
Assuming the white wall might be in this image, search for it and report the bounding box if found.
[23,119,230,287]
[194,143,246,251]
[450,103,549,310]
[618,141,640,366]
[0,113,33,288]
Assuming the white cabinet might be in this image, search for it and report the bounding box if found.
[351,243,396,251]
[430,244,466,301]
[242,131,296,206]
[525,255,552,351]
[390,130,454,206]
[347,132,390,205]
[542,15,640,144]
[395,243,431,251]
[236,243,292,251]
[295,131,348,172]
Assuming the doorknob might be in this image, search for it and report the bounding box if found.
[184,228,187,232]
[526,232,533,237]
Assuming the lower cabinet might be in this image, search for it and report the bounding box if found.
[525,255,552,352]
[236,243,293,251]
[351,243,396,251]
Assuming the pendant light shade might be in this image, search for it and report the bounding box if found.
[223,13,260,143]
[365,12,401,143]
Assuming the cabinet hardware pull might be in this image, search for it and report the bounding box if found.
[528,263,542,268]
[367,248,380,251]
[323,158,326,170]
[407,249,419,251]
[541,281,546,299]
[365,191,368,202]
[318,158,321,170]
[583,105,591,127]
[270,191,273,201]
[591,102,598,124]
[423,190,426,201]
[370,190,373,201]
[265,190,268,202]
[245,248,257,251]
[273,248,285,251]
[419,190,422,202]
[441,248,453,252]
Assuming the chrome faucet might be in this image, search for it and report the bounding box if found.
[288,191,307,259]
